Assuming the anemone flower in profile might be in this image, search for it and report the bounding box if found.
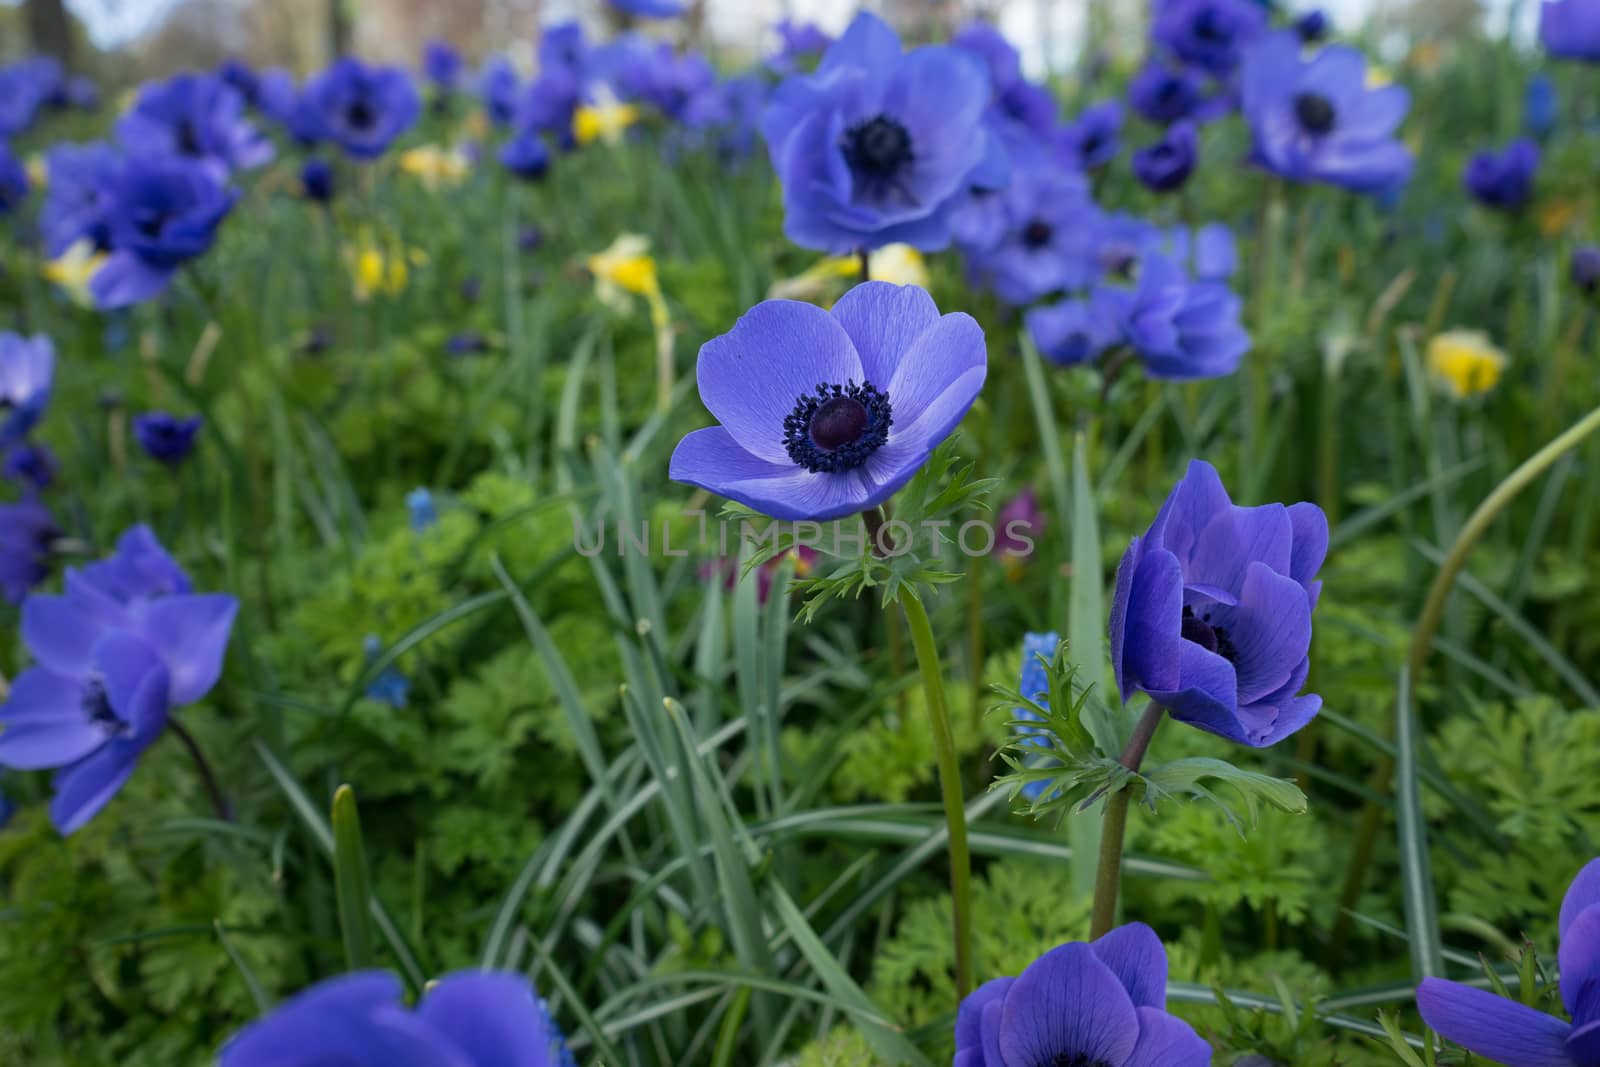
[300,57,420,160]
[90,155,237,309]
[954,923,1210,1066]
[219,969,576,1066]
[1418,856,1600,1067]
[1097,253,1249,380]
[115,72,274,180]
[1109,459,1326,749]
[0,332,54,445]
[670,282,986,522]
[1240,31,1412,193]
[0,525,237,833]
[0,498,57,604]
[132,412,203,465]
[1463,138,1540,211]
[760,11,1001,254]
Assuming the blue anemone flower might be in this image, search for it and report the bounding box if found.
[1098,253,1248,380]
[0,499,57,604]
[0,526,237,833]
[219,969,575,1067]
[0,142,28,215]
[1055,100,1124,171]
[479,56,521,127]
[1153,0,1267,75]
[90,155,237,310]
[966,164,1100,305]
[1542,0,1600,61]
[0,58,62,137]
[115,72,274,180]
[132,412,203,466]
[760,12,1000,254]
[424,40,465,92]
[1110,459,1326,748]
[952,21,1057,149]
[0,332,54,445]
[299,157,334,202]
[300,58,420,160]
[1128,60,1213,126]
[5,442,59,491]
[1463,138,1540,211]
[1132,121,1198,192]
[670,282,986,522]
[500,130,550,181]
[1026,293,1123,367]
[954,924,1210,1066]
[1419,856,1600,1067]
[39,141,122,256]
[1240,31,1413,193]
[770,19,833,74]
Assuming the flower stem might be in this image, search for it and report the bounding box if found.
[857,247,871,283]
[1089,701,1167,939]
[900,590,973,999]
[169,717,233,823]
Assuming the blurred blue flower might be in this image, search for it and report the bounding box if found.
[0,333,54,445]
[1153,0,1268,75]
[1295,8,1329,43]
[0,499,57,604]
[446,332,489,357]
[1240,31,1413,193]
[953,21,1058,149]
[500,130,550,180]
[1133,120,1198,192]
[1464,138,1540,211]
[1525,74,1558,137]
[299,157,334,202]
[219,970,576,1067]
[0,143,28,214]
[1055,99,1124,171]
[539,21,588,76]
[4,442,58,491]
[1168,222,1239,281]
[0,525,237,833]
[254,68,298,124]
[479,56,521,127]
[1542,0,1600,61]
[115,72,274,180]
[424,40,465,92]
[132,412,203,466]
[1110,459,1326,748]
[760,12,999,254]
[608,0,685,16]
[670,282,986,521]
[1571,245,1600,294]
[39,141,121,256]
[362,635,409,710]
[770,18,833,74]
[955,925,1210,1066]
[216,58,259,106]
[966,164,1100,304]
[90,156,237,309]
[300,58,420,160]
[0,58,61,137]
[1099,253,1248,380]
[1026,294,1123,366]
[1091,212,1165,278]
[1127,60,1212,125]
[67,75,98,111]
[407,487,438,531]
[1419,856,1600,1067]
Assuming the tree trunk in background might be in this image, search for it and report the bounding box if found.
[328,0,352,61]
[24,0,74,68]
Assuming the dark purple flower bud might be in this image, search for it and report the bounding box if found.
[299,157,334,202]
[446,332,489,357]
[1463,138,1540,211]
[4,441,58,490]
[132,411,203,466]
[1133,121,1198,192]
[1128,60,1209,125]
[1572,245,1600,294]
[1294,9,1329,43]
[1110,459,1326,748]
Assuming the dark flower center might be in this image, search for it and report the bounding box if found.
[176,118,202,156]
[1023,219,1054,248]
[1182,604,1238,662]
[1047,1055,1115,1067]
[1081,132,1104,157]
[82,676,126,735]
[783,381,892,474]
[1293,92,1337,135]
[842,115,915,193]
[346,98,377,131]
[133,207,170,240]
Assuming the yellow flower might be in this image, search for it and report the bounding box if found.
[346,237,427,301]
[42,239,107,307]
[1365,65,1394,89]
[587,233,662,308]
[573,90,641,147]
[1426,329,1506,399]
[397,145,472,190]
[767,244,929,303]
[25,153,47,190]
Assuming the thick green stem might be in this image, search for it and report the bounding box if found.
[1328,401,1600,966]
[1089,702,1167,939]
[900,590,973,999]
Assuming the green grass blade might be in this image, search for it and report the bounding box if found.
[331,784,376,972]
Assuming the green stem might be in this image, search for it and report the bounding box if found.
[1328,401,1600,966]
[1089,702,1166,939]
[900,590,973,999]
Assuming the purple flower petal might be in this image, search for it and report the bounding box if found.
[1416,977,1573,1067]
[828,281,940,388]
[819,12,901,77]
[1560,859,1600,937]
[49,738,143,834]
[1120,547,1185,697]
[1147,641,1246,744]
[695,300,864,464]
[1124,1006,1212,1066]
[416,971,554,1067]
[1186,502,1293,596]
[997,942,1140,1067]
[21,594,102,676]
[1090,923,1168,1010]
[876,311,986,448]
[1209,562,1312,705]
[956,976,1014,1052]
[0,668,106,769]
[1561,907,1600,1019]
[139,593,238,705]
[669,426,869,522]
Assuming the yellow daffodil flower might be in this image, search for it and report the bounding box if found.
[346,237,428,302]
[587,234,675,409]
[573,87,641,147]
[767,244,929,303]
[397,145,472,190]
[1426,329,1506,399]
